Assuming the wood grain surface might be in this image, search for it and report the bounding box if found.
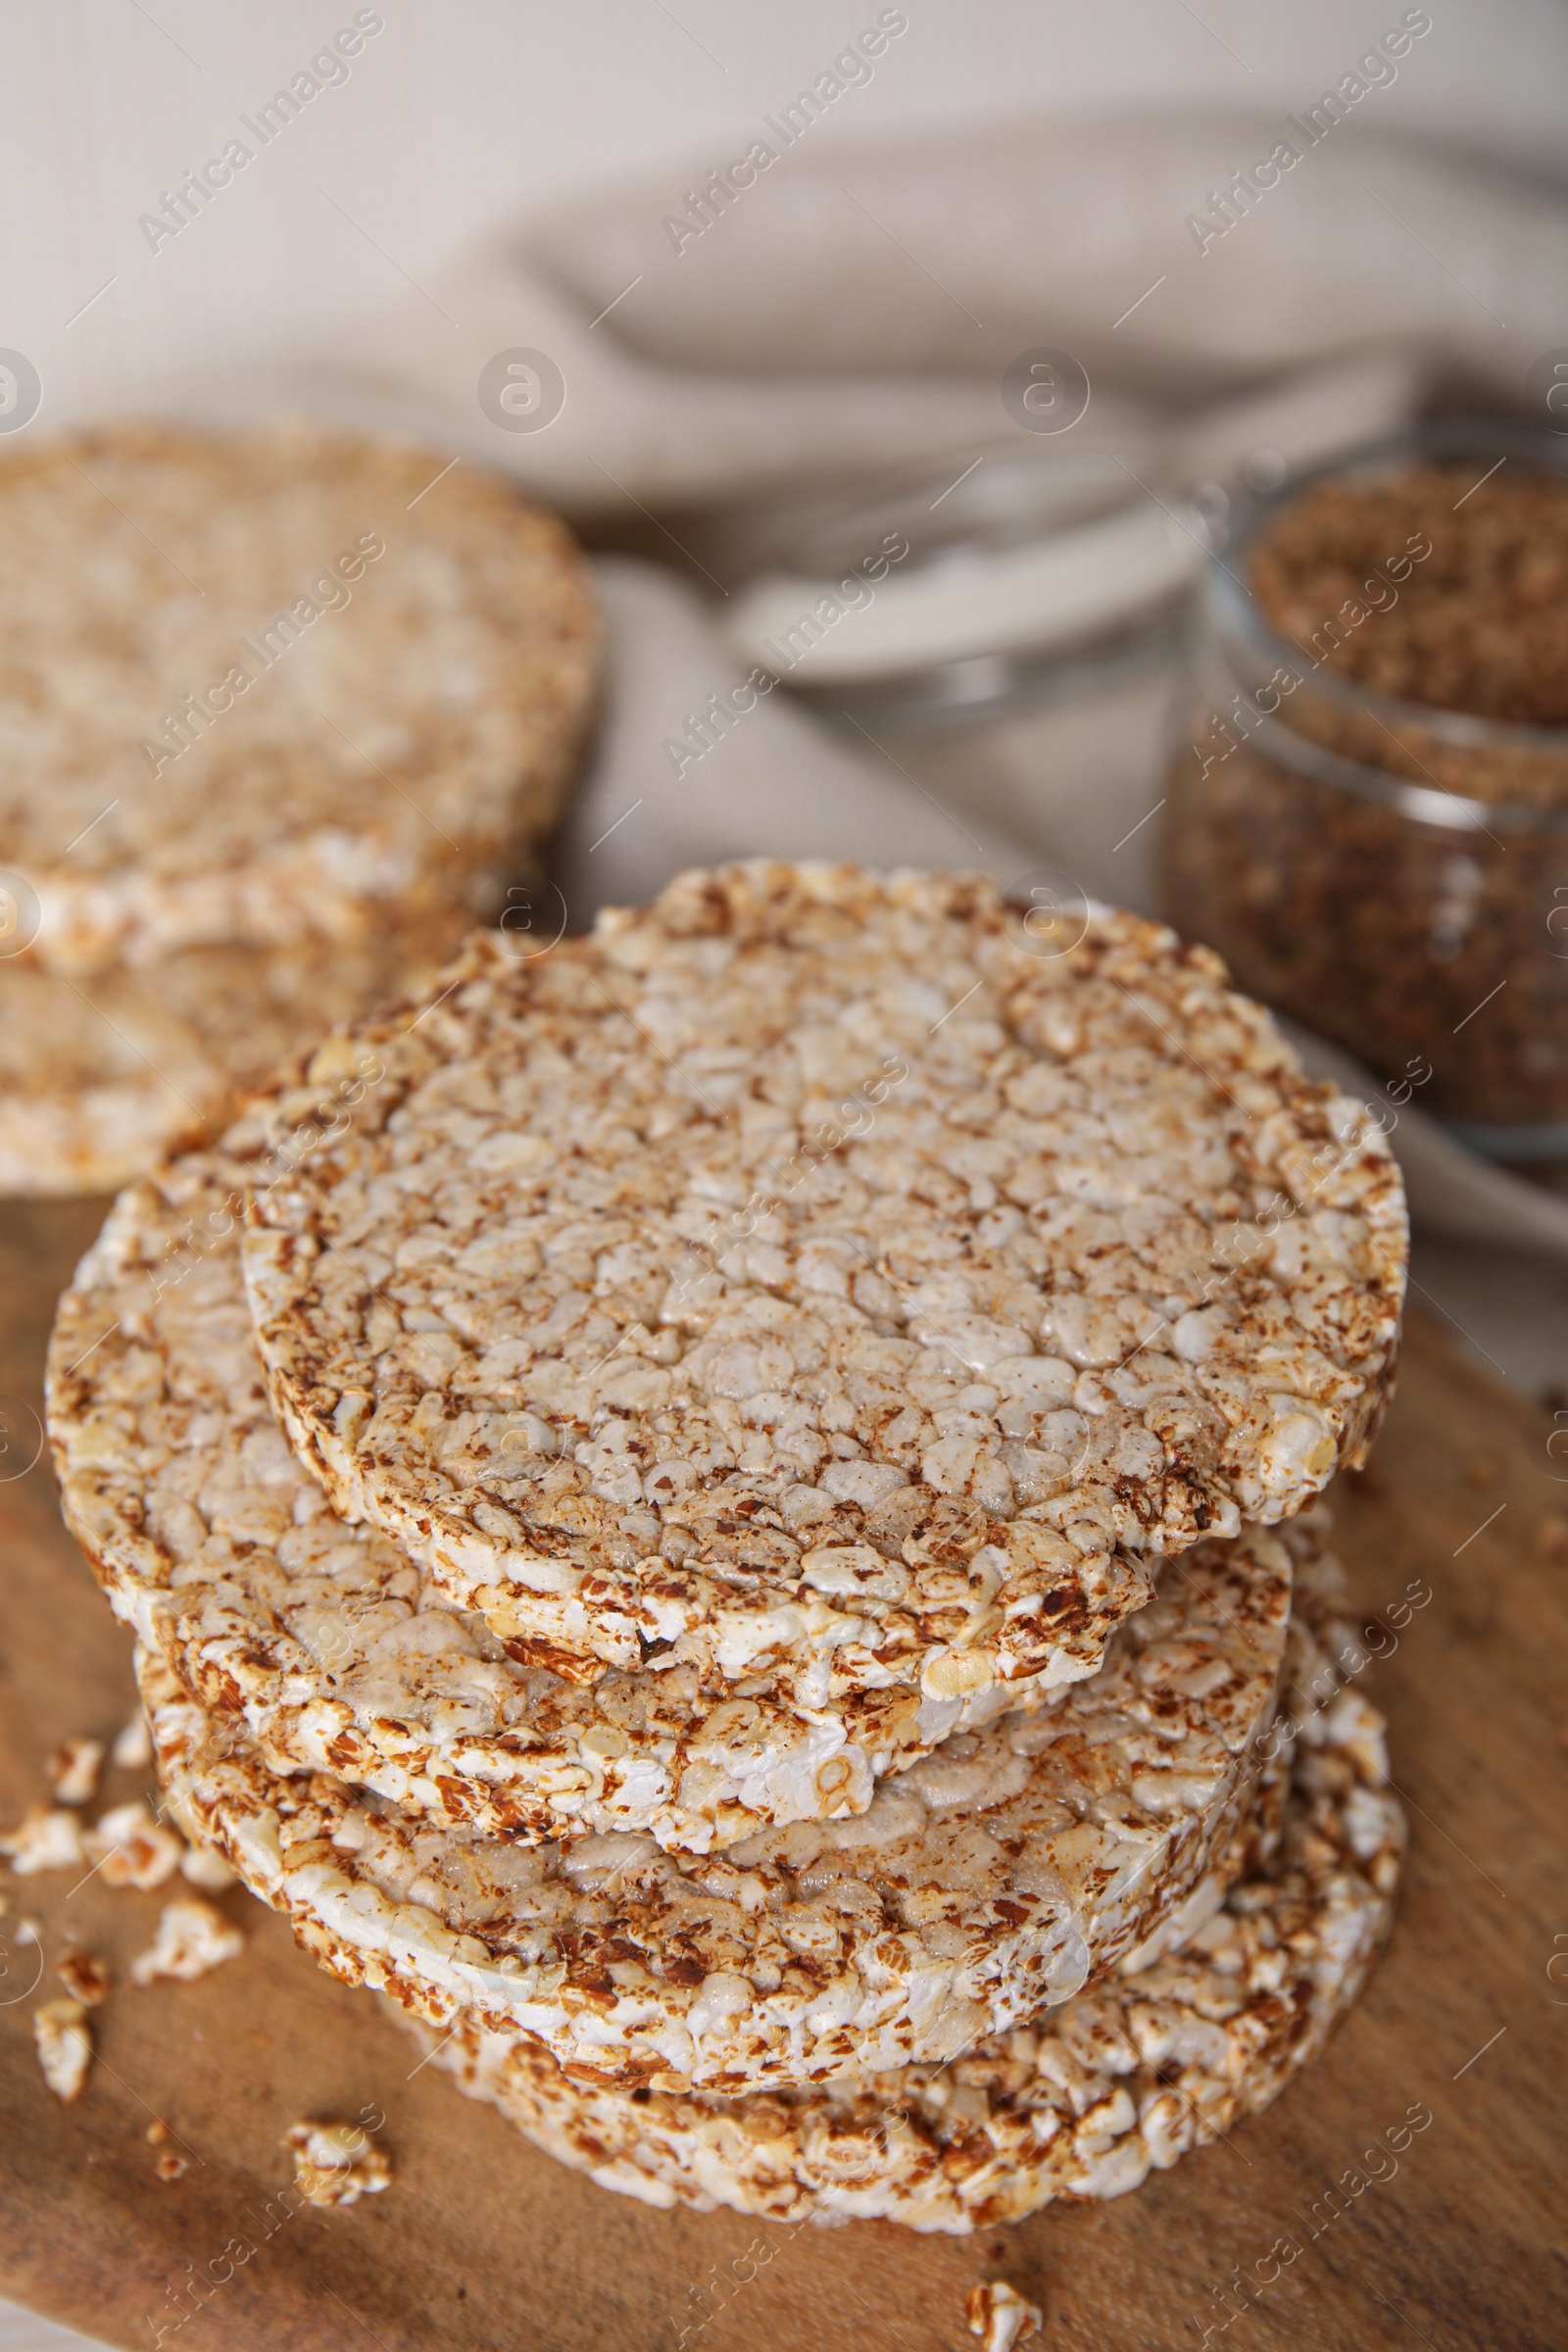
[0,1198,1561,2352]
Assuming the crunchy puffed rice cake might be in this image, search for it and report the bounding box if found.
[131,1522,1294,2093]
[0,922,460,1198]
[240,864,1406,1714]
[0,421,597,975]
[51,1146,1284,1851]
[397,1583,1403,2231]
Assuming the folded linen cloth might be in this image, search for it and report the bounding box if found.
[240,113,1566,514]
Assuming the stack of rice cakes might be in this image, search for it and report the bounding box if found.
[48,863,1409,2232]
[1,421,598,1194]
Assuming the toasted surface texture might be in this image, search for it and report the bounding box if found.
[401,1566,1403,2230]
[411,1730,1396,2230]
[240,863,1406,1711]
[56,1150,1297,1850]
[132,1520,1295,2092]
[0,421,597,972]
[0,923,466,1197]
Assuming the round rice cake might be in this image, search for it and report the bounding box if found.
[1,921,461,1197]
[55,1145,1284,1850]
[239,863,1405,1716]
[0,421,597,974]
[51,1147,1228,1851]
[132,1523,1295,2092]
[397,1580,1404,2230]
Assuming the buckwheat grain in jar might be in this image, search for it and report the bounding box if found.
[1163,424,1568,1163]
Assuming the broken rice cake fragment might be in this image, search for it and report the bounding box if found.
[285,2118,393,2207]
[88,1799,184,1889]
[33,1998,93,2104]
[56,1950,111,2006]
[0,1806,87,1875]
[967,2282,1042,2351]
[130,1895,245,1984]
[47,1737,104,1807]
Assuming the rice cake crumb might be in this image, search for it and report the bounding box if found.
[88,1800,183,1890]
[967,2282,1042,2350]
[179,1842,237,1892]
[284,2119,393,2207]
[56,1949,110,2006]
[130,1896,245,1984]
[34,1998,92,2103]
[145,2118,189,2179]
[47,1738,104,1806]
[113,1714,154,1769]
[0,1806,88,1875]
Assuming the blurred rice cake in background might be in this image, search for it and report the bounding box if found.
[0,420,599,1194]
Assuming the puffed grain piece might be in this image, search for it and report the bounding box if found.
[0,1807,87,1874]
[394,1585,1403,2231]
[129,1895,245,1984]
[967,2283,1042,2351]
[240,864,1405,1704]
[132,1525,1293,2095]
[50,1146,1278,1852]
[34,1997,93,2102]
[283,2119,393,2206]
[0,422,597,975]
[47,1738,104,1806]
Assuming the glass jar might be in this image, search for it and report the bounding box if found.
[1163,421,1568,1161]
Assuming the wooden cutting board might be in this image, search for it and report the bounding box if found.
[0,1198,1560,2352]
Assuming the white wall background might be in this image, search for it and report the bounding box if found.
[3,0,1565,427]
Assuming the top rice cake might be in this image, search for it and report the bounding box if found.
[0,422,598,972]
[241,862,1406,1714]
